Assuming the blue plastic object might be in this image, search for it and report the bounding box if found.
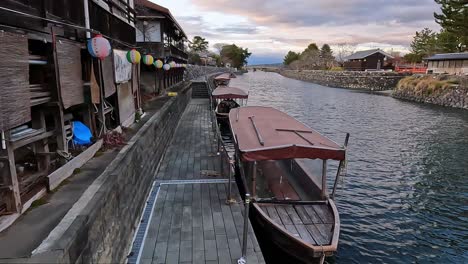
[72,121,92,145]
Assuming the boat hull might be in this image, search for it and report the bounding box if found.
[250,204,331,264]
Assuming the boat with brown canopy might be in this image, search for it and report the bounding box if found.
[229,106,349,264]
[212,86,248,126]
[214,73,233,87]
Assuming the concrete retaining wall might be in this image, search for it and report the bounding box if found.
[280,69,409,91]
[37,84,192,263]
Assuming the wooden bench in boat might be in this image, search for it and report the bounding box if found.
[258,203,335,246]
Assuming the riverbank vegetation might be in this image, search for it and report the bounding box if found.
[404,0,467,63]
[187,36,251,68]
[283,43,336,70]
[394,75,468,109]
[396,75,463,96]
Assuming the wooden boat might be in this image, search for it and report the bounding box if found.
[214,73,232,87]
[212,86,248,127]
[229,106,349,264]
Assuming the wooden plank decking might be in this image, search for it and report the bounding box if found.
[258,203,334,246]
[133,99,264,264]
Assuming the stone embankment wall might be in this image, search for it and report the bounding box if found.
[185,65,229,81]
[393,75,468,109]
[25,84,197,264]
[280,69,409,91]
[62,85,192,263]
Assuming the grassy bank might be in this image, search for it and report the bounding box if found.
[395,75,462,96]
[393,75,468,109]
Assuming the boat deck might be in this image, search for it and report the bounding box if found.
[257,203,334,246]
[130,99,264,264]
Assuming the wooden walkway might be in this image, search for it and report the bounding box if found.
[134,99,264,264]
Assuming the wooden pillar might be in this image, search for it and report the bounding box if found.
[0,132,22,213]
[32,110,50,173]
[54,104,67,153]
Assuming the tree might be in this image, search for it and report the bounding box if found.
[213,43,228,54]
[188,52,201,65]
[303,43,319,53]
[320,44,335,69]
[434,0,468,51]
[403,53,424,63]
[437,29,460,52]
[220,44,252,68]
[283,51,301,65]
[335,43,355,62]
[410,28,438,58]
[189,36,209,52]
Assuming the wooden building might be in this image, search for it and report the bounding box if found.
[343,49,394,71]
[135,0,188,95]
[426,53,468,75]
[0,0,139,223]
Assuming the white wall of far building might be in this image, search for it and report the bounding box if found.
[427,59,468,75]
[136,21,161,42]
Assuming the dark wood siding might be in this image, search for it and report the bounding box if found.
[0,31,30,130]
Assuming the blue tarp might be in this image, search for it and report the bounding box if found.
[72,121,92,145]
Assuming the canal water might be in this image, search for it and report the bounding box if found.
[229,71,468,263]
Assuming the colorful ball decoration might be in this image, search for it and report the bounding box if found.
[87,34,111,60]
[142,55,154,66]
[169,61,176,68]
[163,63,171,71]
[154,59,163,69]
[126,49,141,64]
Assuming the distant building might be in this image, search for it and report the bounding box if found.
[426,53,468,75]
[135,0,188,63]
[135,0,188,94]
[343,49,394,71]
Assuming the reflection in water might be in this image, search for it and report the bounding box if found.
[230,71,468,263]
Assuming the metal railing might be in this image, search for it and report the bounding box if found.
[207,77,252,263]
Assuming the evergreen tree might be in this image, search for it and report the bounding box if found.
[220,44,251,68]
[410,28,438,57]
[189,36,209,52]
[434,0,468,51]
[283,51,301,65]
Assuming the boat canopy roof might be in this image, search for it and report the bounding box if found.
[212,87,248,99]
[229,106,345,161]
[214,73,231,81]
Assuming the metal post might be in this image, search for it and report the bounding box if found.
[226,158,236,204]
[321,160,327,199]
[239,193,251,264]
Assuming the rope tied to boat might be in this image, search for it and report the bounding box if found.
[319,244,326,264]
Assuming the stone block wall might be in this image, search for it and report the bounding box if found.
[184,65,229,81]
[42,84,193,263]
[393,75,468,109]
[280,70,409,91]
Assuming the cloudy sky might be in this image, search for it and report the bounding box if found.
[154,0,441,65]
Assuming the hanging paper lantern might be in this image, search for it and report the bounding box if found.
[154,59,163,69]
[169,61,176,68]
[87,34,111,60]
[126,49,141,64]
[163,64,171,71]
[142,55,154,66]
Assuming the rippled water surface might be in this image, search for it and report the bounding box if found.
[230,71,468,263]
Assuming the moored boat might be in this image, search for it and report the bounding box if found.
[229,106,349,264]
[212,86,248,128]
[214,73,232,87]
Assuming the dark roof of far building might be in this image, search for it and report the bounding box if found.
[344,49,394,60]
[426,52,468,61]
[135,0,187,38]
